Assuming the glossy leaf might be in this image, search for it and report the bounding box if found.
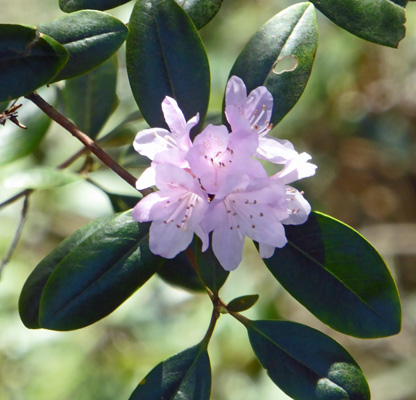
[158,235,229,293]
[176,0,223,29]
[0,90,54,166]
[129,344,211,400]
[19,212,161,330]
[191,236,229,294]
[63,56,118,139]
[39,10,128,82]
[227,295,259,313]
[59,0,132,12]
[0,24,68,102]
[158,250,205,292]
[310,0,406,47]
[264,212,401,338]
[248,320,370,400]
[228,2,318,126]
[3,166,81,189]
[126,0,210,135]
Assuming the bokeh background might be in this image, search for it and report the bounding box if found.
[1,0,416,399]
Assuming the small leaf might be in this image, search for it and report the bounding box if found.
[129,344,211,400]
[175,0,223,29]
[0,24,68,102]
[19,212,161,330]
[63,56,118,139]
[4,167,81,189]
[227,295,259,313]
[248,320,370,400]
[310,0,406,47]
[59,0,132,12]
[228,2,318,126]
[126,0,210,135]
[263,212,401,338]
[0,90,54,166]
[39,10,128,82]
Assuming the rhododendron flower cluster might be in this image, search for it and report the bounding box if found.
[132,76,316,271]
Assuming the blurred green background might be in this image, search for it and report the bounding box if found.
[1,1,416,399]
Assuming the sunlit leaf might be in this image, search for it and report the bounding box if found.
[228,2,318,126]
[264,211,401,338]
[63,56,118,139]
[59,0,132,12]
[175,0,223,29]
[126,0,210,135]
[19,211,161,330]
[0,24,68,102]
[310,0,406,47]
[248,320,370,400]
[39,10,128,81]
[3,166,81,189]
[129,344,211,400]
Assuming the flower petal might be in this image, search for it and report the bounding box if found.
[272,152,317,184]
[133,127,173,160]
[256,136,298,164]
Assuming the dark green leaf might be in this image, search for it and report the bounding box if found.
[19,211,161,330]
[0,90,54,166]
[63,56,118,139]
[129,344,211,400]
[126,0,210,135]
[39,10,128,82]
[175,0,223,29]
[228,2,318,126]
[264,212,401,338]
[158,250,205,292]
[391,0,408,6]
[3,166,81,189]
[248,320,370,400]
[310,0,406,47]
[60,0,132,12]
[191,236,229,294]
[227,295,259,313]
[0,24,68,102]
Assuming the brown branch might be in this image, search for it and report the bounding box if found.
[25,92,138,189]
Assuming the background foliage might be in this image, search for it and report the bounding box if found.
[1,0,416,399]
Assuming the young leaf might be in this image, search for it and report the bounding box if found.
[176,0,223,29]
[38,10,128,82]
[247,320,370,400]
[126,0,210,135]
[0,24,68,102]
[129,344,211,400]
[0,90,54,166]
[263,211,401,338]
[228,2,318,126]
[227,295,259,313]
[59,0,132,12]
[63,56,119,139]
[3,166,81,189]
[19,212,161,330]
[310,0,406,48]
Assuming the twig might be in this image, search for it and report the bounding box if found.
[0,195,29,277]
[25,92,138,189]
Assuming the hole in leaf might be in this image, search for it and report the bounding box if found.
[273,55,298,74]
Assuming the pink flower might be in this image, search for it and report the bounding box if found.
[225,75,299,164]
[201,176,288,270]
[132,164,209,259]
[133,96,198,189]
[186,124,266,195]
